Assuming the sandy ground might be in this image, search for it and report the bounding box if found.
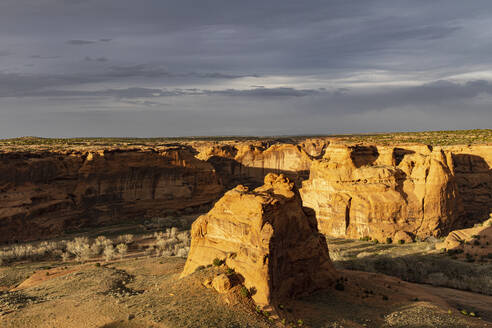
[0,256,490,328]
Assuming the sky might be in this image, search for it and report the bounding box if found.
[1,0,492,137]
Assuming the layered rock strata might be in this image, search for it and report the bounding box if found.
[301,144,464,240]
[0,147,223,243]
[181,173,337,306]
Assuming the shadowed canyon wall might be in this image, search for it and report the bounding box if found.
[0,147,223,243]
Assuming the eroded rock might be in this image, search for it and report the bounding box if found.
[181,173,337,306]
[301,144,464,241]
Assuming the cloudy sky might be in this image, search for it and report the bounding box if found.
[1,0,491,137]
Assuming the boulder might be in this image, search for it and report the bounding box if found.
[212,274,233,293]
[181,173,337,306]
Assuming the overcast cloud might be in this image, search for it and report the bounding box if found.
[0,0,491,137]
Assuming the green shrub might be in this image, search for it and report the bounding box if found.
[212,258,224,267]
[398,239,405,245]
[386,237,392,244]
[240,286,250,298]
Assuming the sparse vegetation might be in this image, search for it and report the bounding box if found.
[1,129,490,151]
[240,286,250,298]
[0,228,190,266]
[213,258,224,267]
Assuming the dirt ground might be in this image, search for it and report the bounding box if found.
[1,256,490,328]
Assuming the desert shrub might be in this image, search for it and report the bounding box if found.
[360,236,371,242]
[176,248,187,258]
[195,265,206,272]
[66,237,92,261]
[152,227,190,257]
[240,286,250,298]
[398,239,405,245]
[90,243,103,256]
[116,243,128,259]
[473,240,480,246]
[118,234,134,244]
[103,245,115,262]
[386,237,392,244]
[213,258,224,266]
[61,252,70,262]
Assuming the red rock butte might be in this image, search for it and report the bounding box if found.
[181,173,338,306]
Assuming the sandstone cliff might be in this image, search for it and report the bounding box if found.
[0,147,223,243]
[181,173,337,306]
[445,145,492,226]
[193,141,315,188]
[0,138,491,244]
[301,143,464,240]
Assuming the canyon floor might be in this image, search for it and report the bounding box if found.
[1,222,491,328]
[0,255,490,328]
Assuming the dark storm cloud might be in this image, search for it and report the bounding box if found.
[30,55,60,59]
[204,87,323,97]
[105,65,257,79]
[0,68,258,98]
[1,0,492,136]
[84,56,109,62]
[66,40,97,45]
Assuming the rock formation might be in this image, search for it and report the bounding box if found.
[445,145,492,226]
[0,147,223,243]
[196,141,314,188]
[0,137,491,244]
[301,143,464,240]
[181,173,337,306]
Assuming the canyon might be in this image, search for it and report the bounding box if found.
[0,136,491,243]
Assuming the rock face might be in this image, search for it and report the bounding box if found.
[301,144,464,240]
[0,138,490,244]
[445,145,492,226]
[181,173,337,306]
[198,142,314,188]
[0,147,223,243]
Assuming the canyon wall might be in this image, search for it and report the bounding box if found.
[0,147,223,243]
[301,144,464,241]
[192,140,319,188]
[0,138,490,243]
